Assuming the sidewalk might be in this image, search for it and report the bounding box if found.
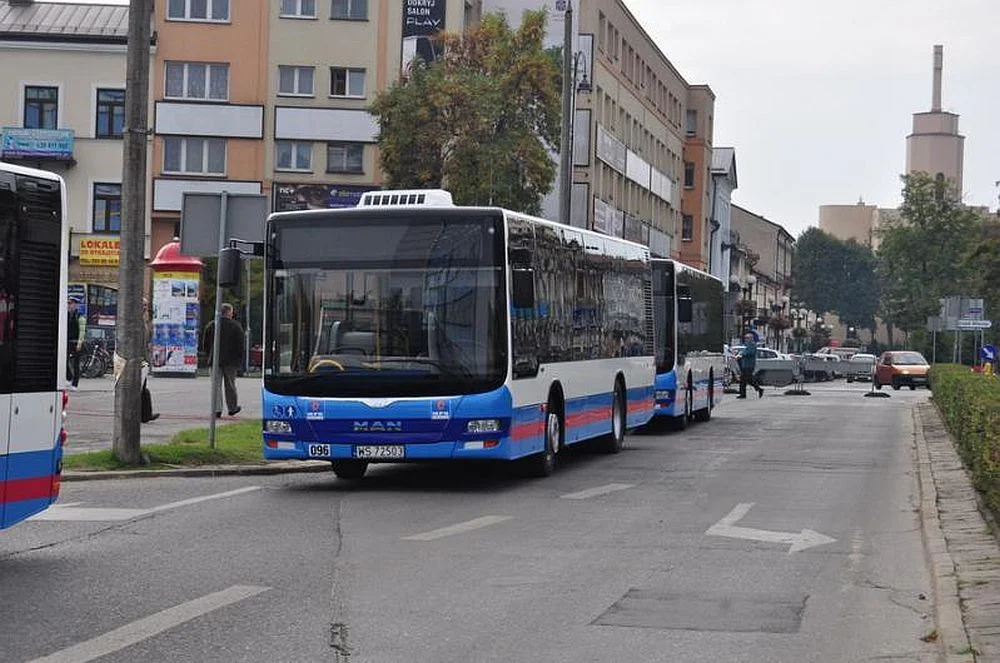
[63,374,262,455]
[916,400,1000,661]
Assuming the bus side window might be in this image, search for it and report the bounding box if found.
[677,285,693,323]
[508,217,538,379]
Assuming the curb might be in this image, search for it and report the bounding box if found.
[913,404,975,663]
[62,460,332,482]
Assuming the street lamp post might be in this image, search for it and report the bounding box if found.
[558,2,591,227]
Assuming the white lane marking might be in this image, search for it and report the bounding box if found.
[705,502,837,554]
[30,507,149,521]
[28,585,270,663]
[403,515,512,541]
[28,487,261,522]
[560,483,635,500]
[148,486,261,513]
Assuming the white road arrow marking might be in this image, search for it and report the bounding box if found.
[706,502,836,554]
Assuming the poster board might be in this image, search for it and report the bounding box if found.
[150,271,200,374]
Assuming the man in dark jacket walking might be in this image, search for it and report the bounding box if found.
[204,302,245,417]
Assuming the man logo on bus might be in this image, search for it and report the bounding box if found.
[432,399,450,420]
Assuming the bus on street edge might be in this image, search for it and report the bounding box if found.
[261,190,656,478]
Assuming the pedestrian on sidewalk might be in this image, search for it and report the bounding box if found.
[737,331,764,399]
[141,298,159,423]
[66,296,85,391]
[203,302,244,418]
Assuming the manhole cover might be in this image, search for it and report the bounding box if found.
[592,589,807,633]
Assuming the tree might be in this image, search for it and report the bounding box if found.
[876,172,982,333]
[370,10,561,214]
[791,228,879,336]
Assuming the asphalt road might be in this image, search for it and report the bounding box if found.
[2,382,938,662]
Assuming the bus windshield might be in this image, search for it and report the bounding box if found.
[265,211,508,397]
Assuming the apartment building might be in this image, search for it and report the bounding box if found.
[731,204,794,346]
[268,0,481,212]
[0,0,152,287]
[486,0,714,261]
[709,146,737,282]
[149,0,269,253]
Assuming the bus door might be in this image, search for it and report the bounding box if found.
[0,176,14,524]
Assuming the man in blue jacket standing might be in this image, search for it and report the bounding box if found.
[737,331,764,399]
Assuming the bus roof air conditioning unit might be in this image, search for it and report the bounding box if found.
[358,189,454,208]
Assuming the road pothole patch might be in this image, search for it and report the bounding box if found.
[591,589,807,633]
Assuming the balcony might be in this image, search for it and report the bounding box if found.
[0,127,76,166]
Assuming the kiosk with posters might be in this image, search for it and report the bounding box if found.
[149,240,203,376]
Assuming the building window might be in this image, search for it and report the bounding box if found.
[682,214,693,241]
[326,142,363,173]
[92,184,122,233]
[278,66,315,96]
[685,109,697,136]
[280,0,315,18]
[24,86,58,129]
[276,141,312,171]
[95,89,125,139]
[330,67,365,97]
[163,137,226,175]
[165,62,229,101]
[167,0,229,22]
[331,0,367,20]
[684,161,695,188]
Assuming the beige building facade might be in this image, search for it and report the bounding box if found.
[0,0,154,288]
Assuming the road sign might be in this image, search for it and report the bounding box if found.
[926,316,944,333]
[180,191,268,258]
[957,319,992,330]
[983,344,997,361]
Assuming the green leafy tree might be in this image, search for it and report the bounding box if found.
[790,227,842,315]
[370,10,561,214]
[876,172,982,333]
[791,228,879,338]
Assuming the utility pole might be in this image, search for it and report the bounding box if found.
[557,1,573,225]
[113,0,153,465]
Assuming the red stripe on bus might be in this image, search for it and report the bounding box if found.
[1,475,55,504]
[512,421,545,440]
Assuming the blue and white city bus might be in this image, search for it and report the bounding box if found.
[261,190,655,478]
[0,162,69,529]
[651,259,726,427]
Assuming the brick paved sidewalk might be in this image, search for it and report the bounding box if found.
[917,400,1000,661]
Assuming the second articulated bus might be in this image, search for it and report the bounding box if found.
[261,190,655,478]
[651,259,726,427]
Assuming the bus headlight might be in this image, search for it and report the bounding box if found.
[655,390,673,401]
[466,419,502,434]
[265,420,293,434]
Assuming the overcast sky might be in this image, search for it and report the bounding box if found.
[624,0,1000,236]
[49,0,1000,236]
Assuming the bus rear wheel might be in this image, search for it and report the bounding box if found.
[599,380,626,454]
[331,460,368,480]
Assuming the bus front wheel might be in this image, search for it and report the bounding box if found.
[599,379,626,454]
[525,396,561,478]
[331,460,368,480]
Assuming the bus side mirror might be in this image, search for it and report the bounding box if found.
[512,268,535,310]
[218,248,243,290]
